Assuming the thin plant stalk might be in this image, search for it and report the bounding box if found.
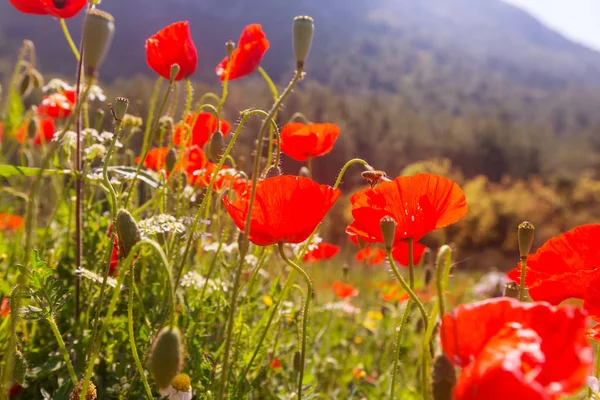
[140,78,163,154]
[216,70,303,400]
[47,316,78,386]
[436,246,452,317]
[389,300,412,399]
[216,56,232,113]
[518,255,528,301]
[59,19,80,61]
[278,242,313,400]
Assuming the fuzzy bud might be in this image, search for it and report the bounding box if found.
[166,148,178,173]
[69,380,97,400]
[149,326,184,389]
[208,131,225,162]
[264,165,282,178]
[13,349,27,385]
[225,40,235,59]
[293,16,314,70]
[82,9,115,78]
[503,282,520,299]
[517,221,535,259]
[170,64,181,83]
[115,209,141,256]
[431,354,456,400]
[379,216,397,251]
[112,97,129,121]
[298,166,310,177]
[27,118,38,140]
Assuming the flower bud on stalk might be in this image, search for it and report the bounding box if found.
[264,165,282,178]
[13,349,27,386]
[82,9,115,80]
[225,40,235,59]
[160,116,174,143]
[380,216,397,251]
[166,148,178,173]
[293,350,302,372]
[208,131,225,162]
[112,97,129,122]
[115,209,141,256]
[18,72,32,97]
[149,326,184,389]
[170,64,181,83]
[27,118,38,140]
[293,16,314,71]
[518,221,535,259]
[431,354,456,400]
[298,166,310,177]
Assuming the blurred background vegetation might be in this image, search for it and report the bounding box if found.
[2,0,600,269]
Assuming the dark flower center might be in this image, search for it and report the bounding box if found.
[53,0,66,8]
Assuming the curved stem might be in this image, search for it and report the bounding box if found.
[128,259,154,398]
[124,80,174,207]
[258,67,279,102]
[47,316,78,387]
[435,245,452,317]
[59,19,80,61]
[518,256,527,301]
[389,300,412,399]
[102,123,123,217]
[278,242,312,400]
[287,112,310,124]
[333,158,370,189]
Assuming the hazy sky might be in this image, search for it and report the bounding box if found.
[504,0,600,50]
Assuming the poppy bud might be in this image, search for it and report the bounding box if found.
[299,166,310,177]
[82,9,115,79]
[503,281,520,299]
[517,221,535,259]
[264,165,282,178]
[149,326,184,389]
[424,266,433,286]
[208,131,225,162]
[27,118,38,140]
[293,16,314,70]
[115,209,141,256]
[431,354,456,400]
[29,68,44,89]
[94,109,105,130]
[112,97,129,122]
[69,380,97,400]
[293,350,302,372]
[18,72,32,97]
[13,349,27,385]
[170,64,181,83]
[166,148,178,173]
[225,40,235,59]
[379,216,397,251]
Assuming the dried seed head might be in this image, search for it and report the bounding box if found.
[112,97,129,121]
[82,9,115,78]
[517,221,535,258]
[149,326,184,389]
[379,216,397,251]
[293,16,314,71]
[225,40,235,59]
[298,166,310,177]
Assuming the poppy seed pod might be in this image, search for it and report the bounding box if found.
[379,216,397,251]
[166,148,178,173]
[112,97,129,121]
[431,354,456,400]
[225,40,235,59]
[18,72,32,97]
[170,64,181,82]
[503,281,520,299]
[82,9,115,79]
[115,209,141,256]
[517,221,535,259]
[298,166,310,177]
[208,130,225,162]
[293,16,314,70]
[149,326,184,389]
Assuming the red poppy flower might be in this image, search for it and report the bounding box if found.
[0,213,24,231]
[146,21,198,81]
[332,280,359,299]
[441,298,592,400]
[172,112,231,148]
[14,117,56,145]
[346,174,468,246]
[136,147,170,171]
[279,122,340,162]
[223,175,340,246]
[107,225,119,277]
[37,89,76,119]
[391,241,427,266]
[187,162,248,194]
[382,285,401,302]
[269,358,282,369]
[8,385,22,398]
[0,122,4,143]
[508,224,600,310]
[303,242,341,263]
[9,0,87,18]
[0,297,10,317]
[216,24,269,81]
[355,247,386,266]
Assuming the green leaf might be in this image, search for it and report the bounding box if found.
[3,88,24,135]
[0,165,73,177]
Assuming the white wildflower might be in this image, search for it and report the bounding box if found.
[138,214,187,236]
[87,84,106,102]
[244,254,259,267]
[159,373,192,400]
[84,144,107,160]
[473,271,509,299]
[180,271,226,293]
[589,376,600,399]
[321,301,361,315]
[290,233,323,255]
[42,79,74,94]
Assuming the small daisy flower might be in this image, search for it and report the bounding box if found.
[159,373,192,400]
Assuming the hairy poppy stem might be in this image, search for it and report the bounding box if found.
[436,246,452,318]
[306,156,313,178]
[141,78,163,153]
[333,158,370,189]
[59,19,81,61]
[47,316,78,386]
[217,70,302,400]
[258,67,279,170]
[288,112,311,124]
[278,242,313,400]
[389,299,412,399]
[518,256,528,301]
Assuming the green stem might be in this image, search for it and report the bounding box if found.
[124,80,173,207]
[287,112,310,124]
[306,156,312,178]
[258,66,279,170]
[278,243,312,400]
[217,71,303,400]
[435,246,452,317]
[518,256,527,301]
[389,300,412,399]
[128,259,154,398]
[141,78,163,152]
[59,19,80,61]
[408,238,414,289]
[102,122,123,217]
[216,57,232,113]
[47,316,78,387]
[258,67,279,102]
[334,158,370,188]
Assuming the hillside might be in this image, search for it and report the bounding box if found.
[2,0,600,126]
